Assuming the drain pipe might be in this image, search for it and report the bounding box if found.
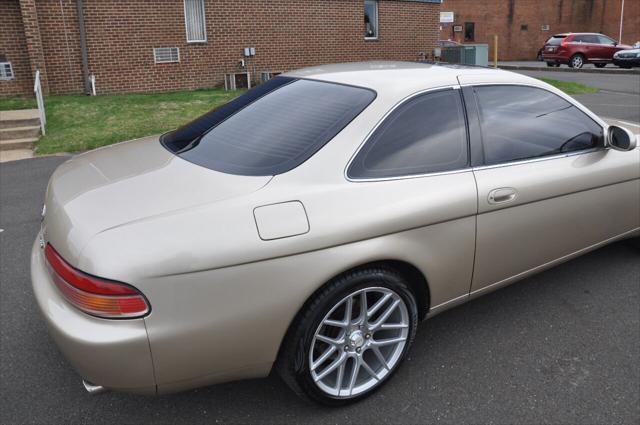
[76,0,90,95]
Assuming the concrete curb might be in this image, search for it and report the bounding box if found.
[499,65,640,75]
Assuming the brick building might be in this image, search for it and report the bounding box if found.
[439,0,640,61]
[0,0,442,97]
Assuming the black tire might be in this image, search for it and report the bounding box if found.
[595,63,606,68]
[276,266,419,406]
[569,54,585,69]
[546,61,555,67]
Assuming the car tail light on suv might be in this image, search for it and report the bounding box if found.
[44,243,150,319]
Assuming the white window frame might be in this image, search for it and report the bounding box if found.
[0,62,14,80]
[184,0,207,43]
[364,0,379,40]
[154,47,181,64]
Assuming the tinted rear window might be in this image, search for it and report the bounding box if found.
[161,77,375,176]
[546,36,566,46]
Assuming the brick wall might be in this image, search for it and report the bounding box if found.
[440,0,640,61]
[1,0,440,97]
[0,0,32,97]
[36,0,84,94]
[80,0,439,95]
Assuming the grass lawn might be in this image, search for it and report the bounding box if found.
[0,96,37,111]
[538,78,600,95]
[0,89,242,155]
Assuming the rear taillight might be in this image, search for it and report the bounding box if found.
[44,244,150,319]
[560,37,569,47]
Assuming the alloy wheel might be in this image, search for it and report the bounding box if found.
[309,287,410,398]
[571,55,584,68]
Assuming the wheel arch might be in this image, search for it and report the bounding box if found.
[275,259,431,368]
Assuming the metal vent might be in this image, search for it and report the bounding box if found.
[0,62,14,80]
[153,47,180,64]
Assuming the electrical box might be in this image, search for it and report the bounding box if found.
[440,44,488,67]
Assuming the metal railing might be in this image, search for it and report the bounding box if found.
[34,70,46,135]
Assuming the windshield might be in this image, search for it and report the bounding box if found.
[161,77,376,176]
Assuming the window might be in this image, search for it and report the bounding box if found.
[464,22,475,41]
[184,0,206,42]
[154,47,180,63]
[546,35,566,45]
[520,24,528,31]
[597,35,616,46]
[575,34,598,44]
[348,89,468,179]
[364,0,378,39]
[162,77,376,176]
[474,85,603,165]
[0,62,14,80]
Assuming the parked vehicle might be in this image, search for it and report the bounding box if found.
[613,48,640,68]
[542,33,633,68]
[31,62,639,405]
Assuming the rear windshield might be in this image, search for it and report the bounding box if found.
[546,35,566,45]
[161,77,376,176]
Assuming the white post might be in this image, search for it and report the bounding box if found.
[619,0,625,42]
[33,70,46,136]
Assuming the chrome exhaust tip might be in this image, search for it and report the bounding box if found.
[82,380,107,395]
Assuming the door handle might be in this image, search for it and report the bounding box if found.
[488,187,518,205]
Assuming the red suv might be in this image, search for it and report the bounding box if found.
[542,33,632,68]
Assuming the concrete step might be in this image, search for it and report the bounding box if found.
[0,149,33,162]
[0,117,41,129]
[0,125,41,140]
[0,137,39,151]
[0,109,41,129]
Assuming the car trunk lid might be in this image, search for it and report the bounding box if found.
[42,136,272,264]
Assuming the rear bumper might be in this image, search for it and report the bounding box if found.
[542,52,569,63]
[30,236,157,394]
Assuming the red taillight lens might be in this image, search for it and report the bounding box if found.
[560,37,569,47]
[44,244,150,319]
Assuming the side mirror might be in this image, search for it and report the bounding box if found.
[607,125,637,151]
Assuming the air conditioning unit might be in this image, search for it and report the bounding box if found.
[224,72,251,90]
[260,71,282,83]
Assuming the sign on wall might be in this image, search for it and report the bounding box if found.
[453,25,463,32]
[440,11,454,23]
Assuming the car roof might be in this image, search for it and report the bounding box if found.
[284,61,526,96]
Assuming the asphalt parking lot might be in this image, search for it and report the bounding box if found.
[2,147,639,421]
[517,70,640,123]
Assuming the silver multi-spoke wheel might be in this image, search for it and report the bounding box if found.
[309,287,410,398]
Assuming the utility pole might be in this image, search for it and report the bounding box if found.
[619,0,625,43]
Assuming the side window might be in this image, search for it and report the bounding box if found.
[597,35,616,46]
[584,35,600,44]
[474,85,604,165]
[348,89,468,179]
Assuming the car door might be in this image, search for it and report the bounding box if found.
[459,81,640,295]
[346,87,478,310]
[572,35,593,60]
[596,35,618,60]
